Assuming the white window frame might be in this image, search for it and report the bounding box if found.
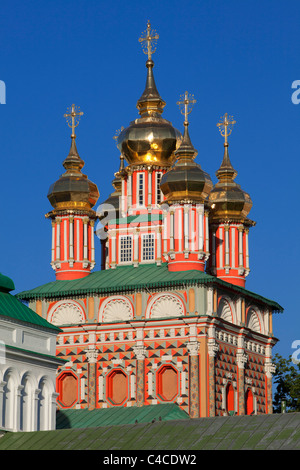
[141,232,155,262]
[119,234,133,264]
[156,172,163,205]
[136,172,145,207]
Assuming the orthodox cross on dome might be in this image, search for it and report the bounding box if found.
[139,20,159,61]
[64,104,84,138]
[217,113,236,145]
[177,91,196,124]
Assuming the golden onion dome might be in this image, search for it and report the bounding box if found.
[117,22,182,167]
[160,92,213,204]
[48,105,99,211]
[208,143,252,221]
[208,114,252,221]
[47,136,99,211]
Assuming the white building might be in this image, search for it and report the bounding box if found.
[0,272,63,432]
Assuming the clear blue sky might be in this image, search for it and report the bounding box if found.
[0,0,299,360]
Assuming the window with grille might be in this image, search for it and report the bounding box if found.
[137,173,144,206]
[120,235,132,263]
[142,233,155,261]
[156,172,162,204]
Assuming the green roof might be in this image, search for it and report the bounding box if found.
[0,412,299,450]
[0,290,60,332]
[56,404,189,429]
[16,263,283,312]
[109,213,163,225]
[0,272,15,292]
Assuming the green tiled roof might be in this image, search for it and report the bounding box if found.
[16,263,283,312]
[56,404,189,429]
[0,272,15,292]
[0,412,299,450]
[0,290,60,331]
[109,213,163,225]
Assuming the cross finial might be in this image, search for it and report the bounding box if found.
[217,113,236,145]
[177,91,196,124]
[139,20,159,61]
[64,104,84,138]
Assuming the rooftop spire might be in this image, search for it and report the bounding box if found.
[175,91,197,160]
[216,113,237,180]
[63,104,85,171]
[137,21,165,116]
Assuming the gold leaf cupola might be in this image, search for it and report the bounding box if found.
[117,21,182,167]
[46,105,99,281]
[207,114,255,288]
[160,91,213,203]
[47,104,99,211]
[208,114,252,221]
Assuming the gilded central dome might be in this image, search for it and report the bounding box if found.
[117,23,181,167]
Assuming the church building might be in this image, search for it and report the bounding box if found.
[17,22,283,419]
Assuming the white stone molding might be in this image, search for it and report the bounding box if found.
[48,300,86,326]
[236,350,248,369]
[264,360,276,378]
[146,293,185,319]
[208,339,219,357]
[187,340,199,356]
[133,345,146,360]
[217,296,236,324]
[246,307,263,334]
[85,348,98,364]
[99,296,134,323]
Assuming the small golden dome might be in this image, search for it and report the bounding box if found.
[209,143,252,221]
[160,122,212,203]
[209,114,252,221]
[160,92,212,204]
[47,136,99,211]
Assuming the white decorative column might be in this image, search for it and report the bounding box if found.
[169,210,174,254]
[133,229,139,267]
[51,220,55,263]
[55,217,61,264]
[184,205,189,254]
[238,226,244,274]
[90,219,95,267]
[147,169,152,207]
[69,216,74,266]
[224,224,230,273]
[197,206,204,253]
[83,217,89,264]
[127,172,132,211]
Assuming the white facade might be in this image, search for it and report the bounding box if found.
[0,316,61,432]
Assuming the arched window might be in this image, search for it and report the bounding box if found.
[245,388,254,415]
[226,383,235,415]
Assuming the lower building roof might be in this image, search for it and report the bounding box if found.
[56,403,189,429]
[0,411,299,450]
[16,263,283,313]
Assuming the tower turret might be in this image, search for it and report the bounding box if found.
[160,92,213,271]
[46,104,99,280]
[207,113,255,286]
